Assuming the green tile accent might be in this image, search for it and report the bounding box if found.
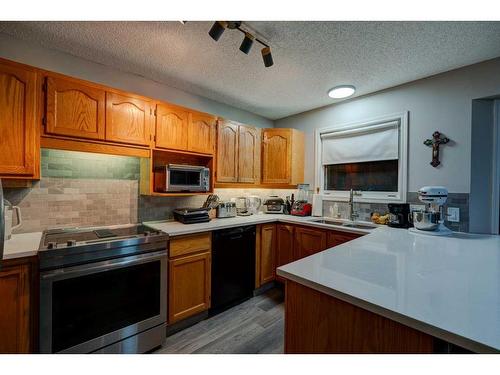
[41,148,140,180]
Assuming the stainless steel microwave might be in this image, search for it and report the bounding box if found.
[155,164,210,192]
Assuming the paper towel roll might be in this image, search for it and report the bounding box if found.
[312,194,323,216]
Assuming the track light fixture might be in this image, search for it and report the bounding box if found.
[208,21,228,41]
[239,32,254,54]
[261,47,274,67]
[207,21,274,67]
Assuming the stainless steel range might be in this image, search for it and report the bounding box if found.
[38,224,168,354]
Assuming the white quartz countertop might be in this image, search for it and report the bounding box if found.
[277,226,500,353]
[145,214,372,237]
[2,232,43,260]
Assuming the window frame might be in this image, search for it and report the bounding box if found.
[314,111,409,204]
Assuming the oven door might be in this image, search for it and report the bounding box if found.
[40,250,167,353]
[166,166,205,192]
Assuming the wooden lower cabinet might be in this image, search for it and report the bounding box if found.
[285,280,435,353]
[256,224,276,287]
[294,226,327,260]
[0,260,33,353]
[276,224,295,282]
[168,233,212,324]
[327,230,363,248]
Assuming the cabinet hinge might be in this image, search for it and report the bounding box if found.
[154,108,157,116]
[42,81,47,92]
[42,117,47,126]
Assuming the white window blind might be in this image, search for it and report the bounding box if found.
[320,120,400,165]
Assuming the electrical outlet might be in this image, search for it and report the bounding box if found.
[447,207,460,222]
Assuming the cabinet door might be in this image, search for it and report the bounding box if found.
[0,264,31,353]
[238,125,261,183]
[294,226,327,260]
[188,113,216,154]
[0,61,38,177]
[105,92,152,146]
[259,224,276,285]
[45,76,105,140]
[168,251,211,323]
[276,224,295,272]
[262,129,292,184]
[155,103,188,151]
[327,231,362,248]
[216,120,238,182]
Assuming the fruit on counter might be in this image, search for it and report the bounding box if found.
[371,212,389,225]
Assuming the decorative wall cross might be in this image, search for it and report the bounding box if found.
[424,131,450,167]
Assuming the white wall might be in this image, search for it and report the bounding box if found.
[275,58,500,193]
[0,33,273,128]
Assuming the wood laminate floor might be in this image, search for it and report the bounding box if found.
[155,287,284,354]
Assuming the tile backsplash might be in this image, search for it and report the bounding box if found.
[4,149,470,234]
[322,192,470,232]
[4,149,295,234]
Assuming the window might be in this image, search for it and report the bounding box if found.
[315,112,408,203]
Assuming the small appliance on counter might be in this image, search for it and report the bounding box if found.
[173,207,211,224]
[154,164,210,193]
[216,202,237,218]
[408,186,452,236]
[387,203,411,228]
[247,196,262,215]
[235,197,252,216]
[2,199,22,240]
[263,196,285,214]
[291,201,312,216]
[291,184,312,216]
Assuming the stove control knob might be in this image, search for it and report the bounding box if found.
[67,240,77,246]
[144,231,151,237]
[47,242,57,249]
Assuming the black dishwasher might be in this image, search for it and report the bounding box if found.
[211,225,256,314]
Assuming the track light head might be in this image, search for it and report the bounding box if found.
[261,47,274,68]
[208,21,228,41]
[239,33,254,54]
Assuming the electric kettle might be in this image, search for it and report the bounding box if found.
[3,199,22,240]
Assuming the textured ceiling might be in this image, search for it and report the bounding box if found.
[1,21,500,120]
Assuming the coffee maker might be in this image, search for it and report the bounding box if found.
[387,203,411,228]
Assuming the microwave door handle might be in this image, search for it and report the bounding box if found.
[41,250,167,280]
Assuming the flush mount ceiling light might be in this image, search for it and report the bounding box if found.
[208,21,274,68]
[328,85,356,99]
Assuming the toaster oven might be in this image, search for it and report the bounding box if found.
[154,164,210,193]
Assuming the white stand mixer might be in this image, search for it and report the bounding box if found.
[408,186,453,236]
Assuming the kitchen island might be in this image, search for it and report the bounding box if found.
[277,226,500,353]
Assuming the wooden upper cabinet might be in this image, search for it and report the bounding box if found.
[0,262,31,353]
[105,92,152,146]
[0,60,39,178]
[216,120,239,182]
[155,103,189,151]
[188,112,216,154]
[261,128,304,185]
[45,76,105,140]
[238,125,260,183]
[216,120,260,185]
[294,226,327,260]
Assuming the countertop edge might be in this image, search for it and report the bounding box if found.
[276,267,499,354]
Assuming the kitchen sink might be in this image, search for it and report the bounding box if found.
[310,219,345,226]
[310,219,376,230]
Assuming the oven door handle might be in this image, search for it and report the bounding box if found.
[41,250,168,280]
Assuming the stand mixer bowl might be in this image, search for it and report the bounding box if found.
[412,211,440,231]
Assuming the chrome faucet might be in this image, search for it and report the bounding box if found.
[348,189,359,222]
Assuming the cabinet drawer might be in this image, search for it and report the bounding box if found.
[170,232,212,258]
